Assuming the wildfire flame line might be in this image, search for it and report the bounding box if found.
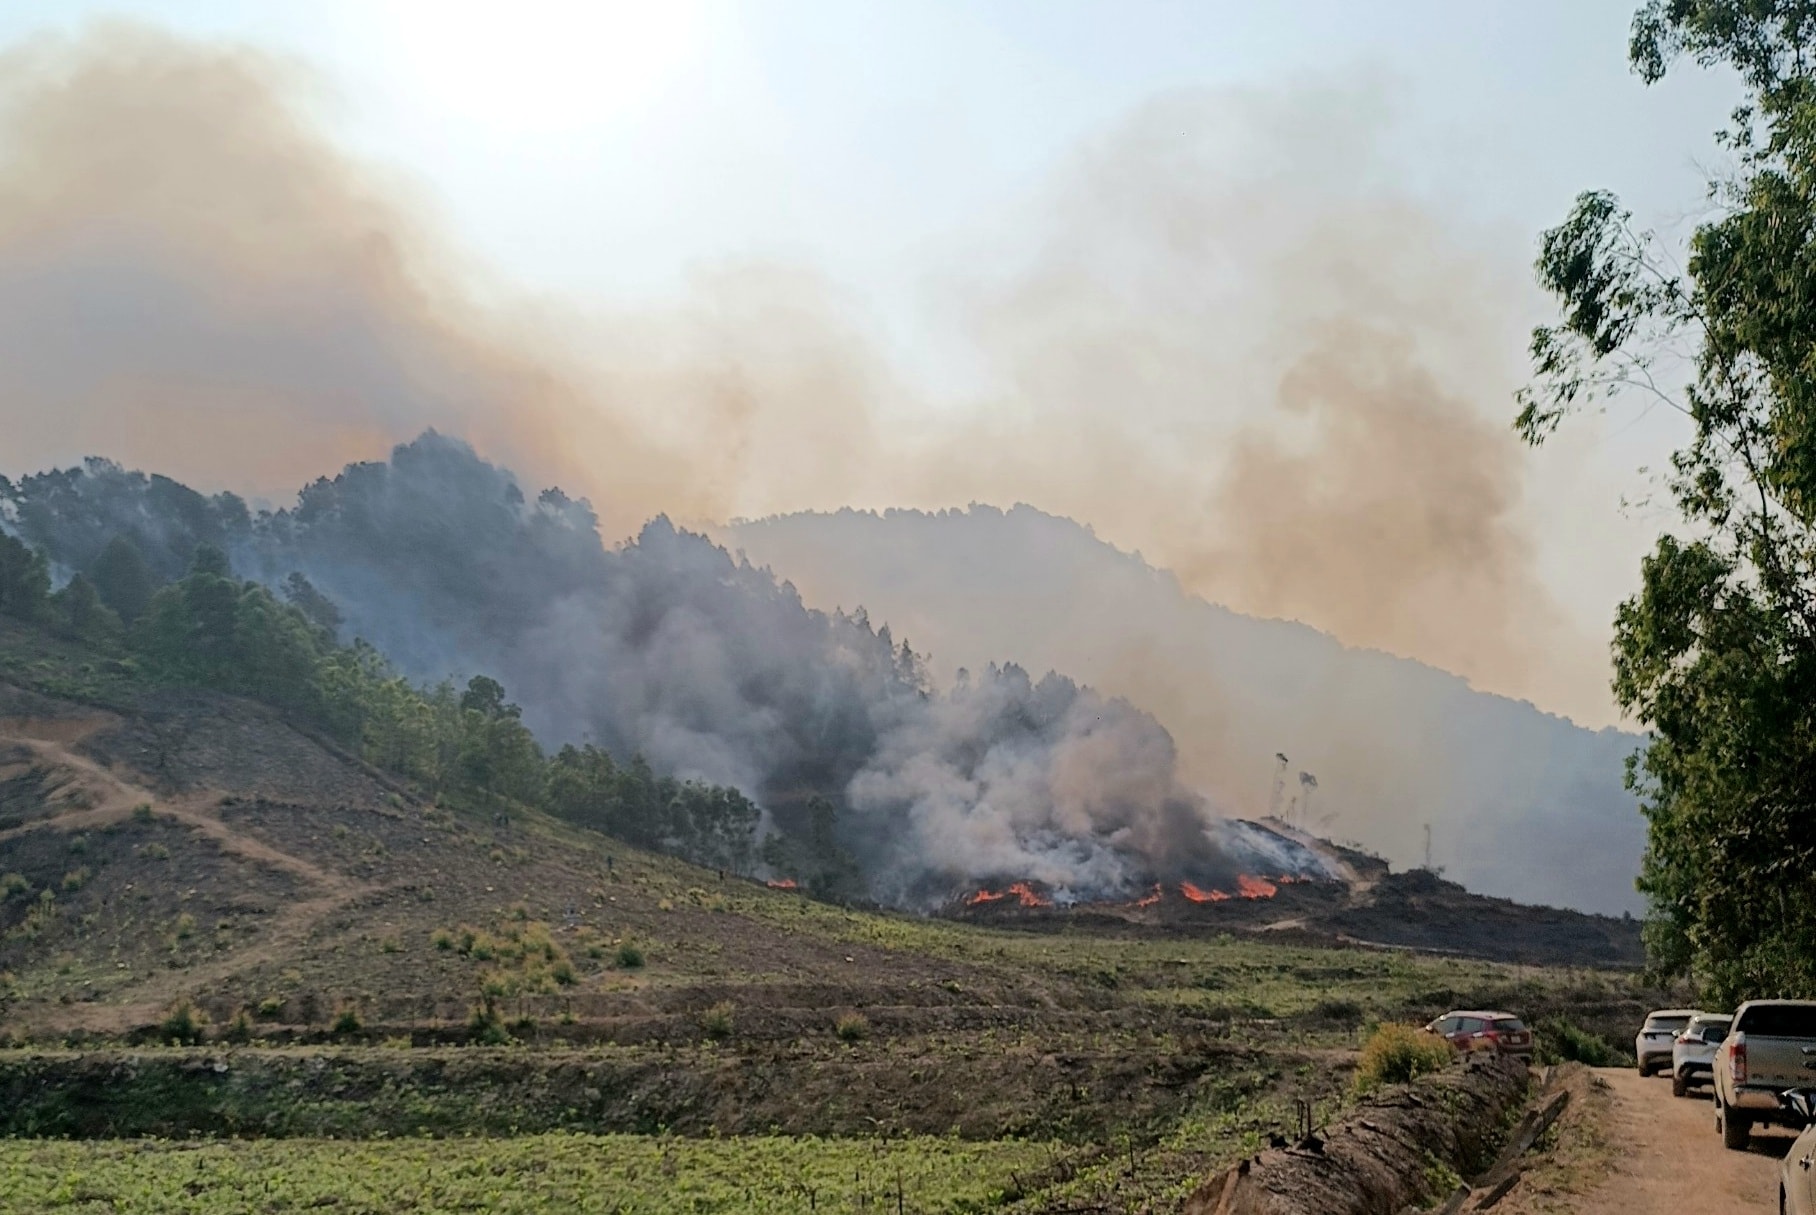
[966,882,1051,908]
[765,878,799,890]
[966,873,1313,910]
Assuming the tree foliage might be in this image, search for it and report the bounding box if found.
[0,532,49,622]
[91,536,155,626]
[1,531,770,879]
[1522,1,1816,1001]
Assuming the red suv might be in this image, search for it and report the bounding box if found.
[1425,1010,1534,1058]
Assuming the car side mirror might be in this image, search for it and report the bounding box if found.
[1784,1090,1816,1120]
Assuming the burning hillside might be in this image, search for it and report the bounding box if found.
[943,818,1645,968]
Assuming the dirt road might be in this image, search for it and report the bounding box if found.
[1562,1068,1791,1214]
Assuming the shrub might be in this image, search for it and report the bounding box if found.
[172,913,196,940]
[615,942,645,969]
[60,868,89,893]
[431,928,455,951]
[140,842,170,860]
[834,1011,870,1043]
[1312,998,1365,1024]
[0,873,28,899]
[132,804,154,823]
[468,999,513,1046]
[221,1009,254,1044]
[701,1001,735,1040]
[551,958,577,986]
[1353,1023,1453,1094]
[159,1000,207,1046]
[1536,1017,1624,1067]
[256,996,285,1020]
[331,1006,363,1037]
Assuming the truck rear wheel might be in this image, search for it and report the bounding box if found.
[1719,1101,1752,1151]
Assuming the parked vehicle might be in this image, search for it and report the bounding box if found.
[1635,1008,1699,1076]
[1671,1011,1732,1097]
[1779,1091,1816,1213]
[1712,1000,1816,1150]
[1423,1010,1534,1058]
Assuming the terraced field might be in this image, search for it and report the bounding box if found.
[0,622,1667,1212]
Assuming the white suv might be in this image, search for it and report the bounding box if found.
[1636,1008,1700,1076]
[1671,1012,1731,1097]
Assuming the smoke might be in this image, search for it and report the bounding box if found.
[0,22,703,525]
[0,24,1624,903]
[727,504,1645,914]
[7,433,1239,905]
[0,23,1602,720]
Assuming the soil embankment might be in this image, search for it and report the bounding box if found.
[1182,1054,1528,1215]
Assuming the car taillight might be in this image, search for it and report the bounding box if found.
[1730,1035,1747,1085]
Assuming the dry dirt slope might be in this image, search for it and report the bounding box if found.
[0,665,1406,1158]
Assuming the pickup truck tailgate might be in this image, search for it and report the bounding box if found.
[1734,1005,1816,1087]
[1740,1036,1816,1086]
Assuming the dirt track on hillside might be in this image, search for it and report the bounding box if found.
[0,728,375,1033]
[1542,1068,1788,1214]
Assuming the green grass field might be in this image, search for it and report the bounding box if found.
[0,1134,1054,1214]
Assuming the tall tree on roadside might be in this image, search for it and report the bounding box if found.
[1520,1,1816,1001]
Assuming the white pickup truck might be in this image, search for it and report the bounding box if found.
[1713,999,1816,1150]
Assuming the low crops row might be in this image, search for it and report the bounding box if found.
[0,1133,1053,1214]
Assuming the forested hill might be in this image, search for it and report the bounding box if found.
[0,434,1229,908]
[727,505,1647,916]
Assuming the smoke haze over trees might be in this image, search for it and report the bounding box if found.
[0,22,1614,729]
[728,505,1646,915]
[2,436,1248,905]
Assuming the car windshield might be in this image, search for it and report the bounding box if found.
[1644,1015,1691,1032]
[1694,1019,1731,1036]
[1737,1005,1816,1037]
[1492,1018,1526,1032]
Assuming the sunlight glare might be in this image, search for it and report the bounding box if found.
[377,0,702,134]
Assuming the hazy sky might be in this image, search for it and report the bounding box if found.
[0,1,1743,725]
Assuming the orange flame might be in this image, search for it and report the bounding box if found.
[766,878,799,890]
[1132,883,1163,908]
[1007,881,1051,908]
[967,888,1007,906]
[1179,881,1230,903]
[1236,874,1278,899]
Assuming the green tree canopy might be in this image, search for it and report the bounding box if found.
[51,573,120,644]
[1522,0,1816,1000]
[91,535,156,626]
[0,533,49,622]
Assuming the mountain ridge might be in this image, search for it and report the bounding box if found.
[726,502,1647,916]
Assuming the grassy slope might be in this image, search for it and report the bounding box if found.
[0,617,1662,1212]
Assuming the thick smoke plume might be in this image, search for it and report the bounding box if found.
[0,25,1627,903]
[0,24,1603,722]
[730,505,1645,915]
[6,436,1260,905]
